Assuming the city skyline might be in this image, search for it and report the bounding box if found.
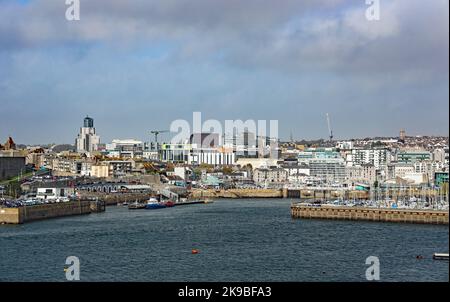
[1,0,449,288]
[0,0,449,144]
[1,114,449,147]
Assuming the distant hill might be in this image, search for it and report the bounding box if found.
[52,144,75,153]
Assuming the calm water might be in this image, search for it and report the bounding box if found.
[0,199,448,282]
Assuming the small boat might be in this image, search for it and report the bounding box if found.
[128,201,146,210]
[145,196,166,210]
[163,200,175,207]
[433,253,449,260]
[145,202,167,210]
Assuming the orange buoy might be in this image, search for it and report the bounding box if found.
[191,249,199,254]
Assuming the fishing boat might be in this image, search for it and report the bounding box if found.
[162,200,175,207]
[145,202,167,210]
[128,200,146,210]
[145,197,166,210]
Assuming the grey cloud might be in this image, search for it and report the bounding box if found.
[0,0,448,143]
[0,0,447,78]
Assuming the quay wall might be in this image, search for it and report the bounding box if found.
[191,189,283,199]
[0,201,91,224]
[77,192,150,205]
[0,208,23,224]
[283,189,369,200]
[190,188,369,200]
[291,205,449,225]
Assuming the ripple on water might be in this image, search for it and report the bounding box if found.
[0,199,448,281]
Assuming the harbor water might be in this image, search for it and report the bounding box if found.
[0,199,448,282]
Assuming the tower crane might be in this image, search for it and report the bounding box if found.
[326,113,334,142]
[150,130,170,151]
[150,130,170,144]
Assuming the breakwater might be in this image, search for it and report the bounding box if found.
[291,204,449,225]
[190,188,370,200]
[283,188,369,199]
[190,189,283,199]
[0,200,93,224]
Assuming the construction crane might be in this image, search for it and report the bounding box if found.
[150,130,170,145]
[326,113,334,142]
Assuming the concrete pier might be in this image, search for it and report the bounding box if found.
[0,201,92,224]
[191,189,283,199]
[291,204,449,225]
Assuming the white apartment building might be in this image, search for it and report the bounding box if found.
[106,139,143,158]
[345,164,377,185]
[188,148,235,166]
[336,141,354,150]
[253,168,288,184]
[51,157,93,176]
[160,143,235,166]
[350,149,390,169]
[433,148,449,164]
[309,158,346,184]
[281,164,310,176]
[394,164,415,178]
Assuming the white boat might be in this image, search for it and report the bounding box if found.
[433,253,449,260]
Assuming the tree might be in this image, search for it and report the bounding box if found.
[221,166,233,175]
[6,181,22,199]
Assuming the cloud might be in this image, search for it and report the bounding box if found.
[1,0,447,76]
[0,0,448,143]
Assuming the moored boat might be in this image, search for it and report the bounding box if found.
[145,196,166,209]
[145,202,167,210]
[128,201,146,210]
[163,200,175,207]
[433,253,449,260]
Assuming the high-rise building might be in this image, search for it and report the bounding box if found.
[75,116,100,153]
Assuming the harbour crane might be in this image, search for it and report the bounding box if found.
[326,113,334,142]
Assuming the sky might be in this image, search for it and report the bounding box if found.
[0,0,448,145]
